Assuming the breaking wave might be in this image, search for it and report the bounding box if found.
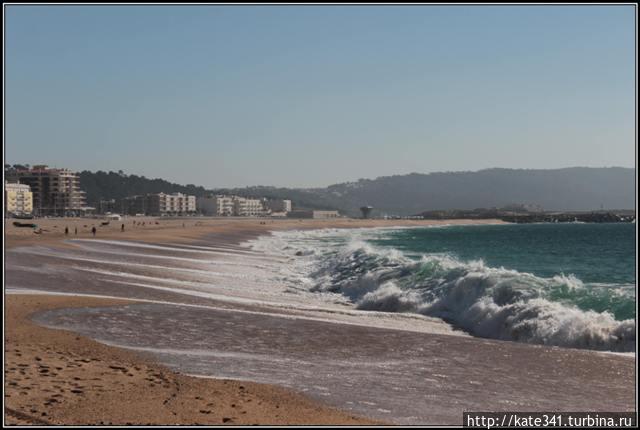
[260,232,635,352]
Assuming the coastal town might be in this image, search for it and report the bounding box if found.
[5,164,340,220]
[5,164,634,224]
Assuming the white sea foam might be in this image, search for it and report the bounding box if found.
[245,228,637,352]
[69,239,286,262]
[11,228,634,352]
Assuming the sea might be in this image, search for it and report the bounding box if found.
[7,221,635,423]
[249,223,636,352]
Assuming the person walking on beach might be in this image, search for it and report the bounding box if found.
[74,226,78,235]
[91,226,96,237]
[64,226,69,235]
[121,223,125,232]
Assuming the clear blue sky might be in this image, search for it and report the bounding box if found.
[4,5,636,188]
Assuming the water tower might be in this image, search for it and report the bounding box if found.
[360,206,373,219]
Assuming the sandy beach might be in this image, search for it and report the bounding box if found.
[5,216,503,250]
[4,217,635,425]
[4,294,383,425]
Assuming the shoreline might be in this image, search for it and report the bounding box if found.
[16,293,636,425]
[6,217,501,425]
[4,294,381,425]
[4,216,507,250]
[4,217,635,425]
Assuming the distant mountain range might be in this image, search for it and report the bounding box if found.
[77,167,635,216]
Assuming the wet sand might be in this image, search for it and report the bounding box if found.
[31,299,637,425]
[4,295,380,425]
[5,217,498,425]
[4,217,635,425]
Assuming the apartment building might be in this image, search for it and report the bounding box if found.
[163,193,196,214]
[123,192,196,216]
[180,194,197,214]
[234,197,266,216]
[5,165,88,216]
[5,181,33,216]
[197,195,267,216]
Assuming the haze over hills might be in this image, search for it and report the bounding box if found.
[321,167,636,216]
[76,167,635,216]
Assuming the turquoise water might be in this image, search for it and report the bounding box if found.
[284,223,636,351]
[369,223,636,320]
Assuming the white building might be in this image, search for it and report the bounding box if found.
[125,192,196,216]
[234,197,266,216]
[197,195,267,216]
[185,195,197,213]
[163,193,196,214]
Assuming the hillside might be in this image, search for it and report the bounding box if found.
[76,167,635,216]
[78,170,210,203]
[321,167,636,216]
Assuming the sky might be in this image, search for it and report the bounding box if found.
[4,5,636,188]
